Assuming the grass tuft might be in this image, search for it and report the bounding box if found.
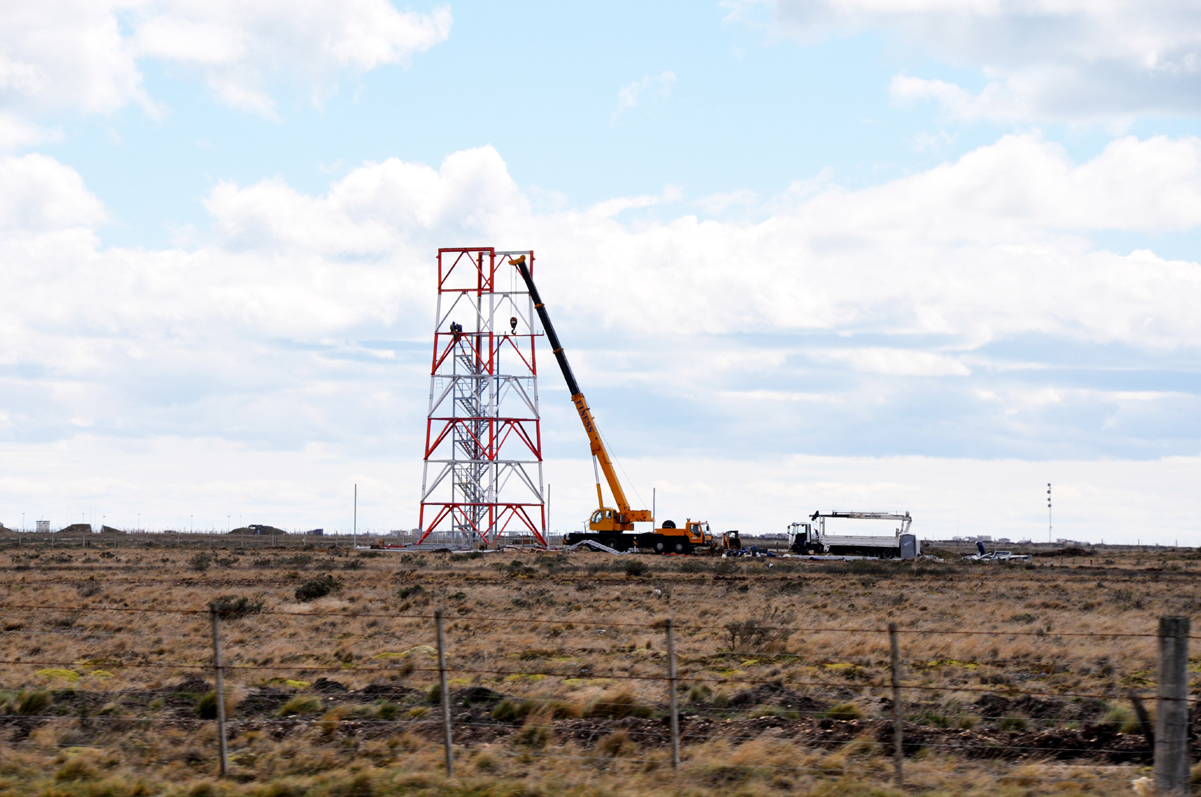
[277,696,322,716]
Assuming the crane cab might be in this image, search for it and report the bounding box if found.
[589,507,633,533]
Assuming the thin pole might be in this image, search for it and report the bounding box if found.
[353,483,357,550]
[1047,483,1052,544]
[666,618,680,768]
[1155,616,1190,795]
[888,621,903,787]
[435,609,454,777]
[210,607,229,777]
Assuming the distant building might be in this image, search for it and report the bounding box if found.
[36,520,49,533]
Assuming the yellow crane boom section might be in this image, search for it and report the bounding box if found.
[515,257,651,528]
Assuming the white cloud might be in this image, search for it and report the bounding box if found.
[610,70,677,124]
[0,154,106,232]
[819,348,971,377]
[734,0,1201,122]
[0,111,60,151]
[0,0,452,130]
[2,133,1201,466]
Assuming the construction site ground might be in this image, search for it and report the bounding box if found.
[0,534,1198,796]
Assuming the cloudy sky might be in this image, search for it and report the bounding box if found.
[2,0,1200,542]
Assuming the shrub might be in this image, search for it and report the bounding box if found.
[277,696,322,716]
[195,692,219,719]
[823,702,864,721]
[713,559,737,576]
[54,757,99,782]
[329,772,374,797]
[295,574,339,602]
[491,698,528,722]
[585,689,653,719]
[491,698,577,722]
[189,553,213,572]
[376,701,399,720]
[999,716,1029,732]
[623,559,648,577]
[397,585,425,600]
[209,595,265,619]
[725,605,796,651]
[677,559,712,573]
[16,690,51,716]
[76,579,103,598]
[597,730,633,757]
[688,684,713,703]
[1103,704,1141,734]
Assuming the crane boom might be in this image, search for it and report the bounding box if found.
[513,257,651,528]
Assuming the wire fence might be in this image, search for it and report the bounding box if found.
[1,598,1194,792]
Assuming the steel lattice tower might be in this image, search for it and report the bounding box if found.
[417,248,547,547]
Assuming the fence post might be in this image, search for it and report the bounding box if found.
[665,618,680,769]
[209,607,229,778]
[1155,616,1190,795]
[888,622,903,788]
[435,609,454,777]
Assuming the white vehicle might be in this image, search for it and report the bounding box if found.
[788,512,918,560]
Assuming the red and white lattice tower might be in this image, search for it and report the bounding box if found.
[417,248,547,547]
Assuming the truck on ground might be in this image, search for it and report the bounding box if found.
[789,511,918,559]
[511,257,712,554]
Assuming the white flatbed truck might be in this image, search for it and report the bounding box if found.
[788,511,918,559]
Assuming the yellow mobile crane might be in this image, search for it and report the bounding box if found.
[513,257,713,554]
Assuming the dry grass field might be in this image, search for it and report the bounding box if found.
[1,534,1200,797]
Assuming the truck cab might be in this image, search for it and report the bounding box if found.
[788,522,815,553]
[636,519,714,554]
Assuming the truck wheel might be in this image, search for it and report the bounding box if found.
[602,538,618,551]
[654,539,667,554]
[672,541,686,554]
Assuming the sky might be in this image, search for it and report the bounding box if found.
[2,0,1201,542]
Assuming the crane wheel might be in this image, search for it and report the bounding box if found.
[654,539,667,554]
[661,520,676,529]
[672,541,687,554]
